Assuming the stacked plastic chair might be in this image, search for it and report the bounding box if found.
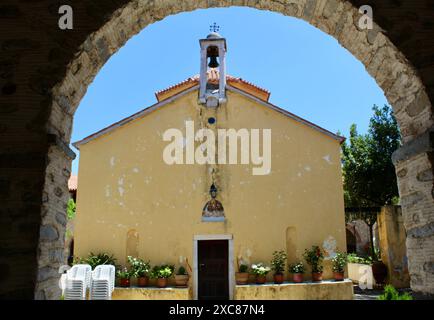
[64,264,92,300]
[89,265,115,300]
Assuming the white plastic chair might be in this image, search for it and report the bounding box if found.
[89,265,115,300]
[64,264,91,300]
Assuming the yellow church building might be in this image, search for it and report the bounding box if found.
[73,32,348,300]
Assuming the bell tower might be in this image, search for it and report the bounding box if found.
[199,23,227,107]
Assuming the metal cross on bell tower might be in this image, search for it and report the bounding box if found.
[209,22,220,33]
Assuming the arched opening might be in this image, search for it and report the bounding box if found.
[3,0,432,299]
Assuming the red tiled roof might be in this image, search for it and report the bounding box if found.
[68,175,77,191]
[155,69,271,102]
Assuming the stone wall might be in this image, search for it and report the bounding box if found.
[1,0,434,299]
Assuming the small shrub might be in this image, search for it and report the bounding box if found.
[270,250,287,275]
[377,285,413,300]
[347,253,372,265]
[116,267,131,280]
[177,266,187,275]
[332,252,348,273]
[127,256,151,278]
[150,265,175,279]
[238,264,249,273]
[289,262,305,274]
[67,198,76,220]
[303,246,324,273]
[251,263,271,276]
[74,252,117,269]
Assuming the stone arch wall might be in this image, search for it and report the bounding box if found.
[1,0,434,299]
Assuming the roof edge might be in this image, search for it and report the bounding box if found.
[226,85,346,144]
[72,84,200,149]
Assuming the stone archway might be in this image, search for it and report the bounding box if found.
[1,0,433,299]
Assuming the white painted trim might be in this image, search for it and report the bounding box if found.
[193,234,234,300]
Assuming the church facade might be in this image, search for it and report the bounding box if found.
[73,32,346,299]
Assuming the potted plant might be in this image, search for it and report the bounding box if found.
[127,256,151,287]
[150,264,174,288]
[174,266,189,287]
[116,267,131,287]
[270,250,287,284]
[303,245,324,282]
[251,263,271,284]
[289,262,305,283]
[332,252,347,281]
[235,264,249,285]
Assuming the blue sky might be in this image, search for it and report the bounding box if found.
[71,7,388,174]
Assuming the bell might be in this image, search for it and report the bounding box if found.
[208,56,219,68]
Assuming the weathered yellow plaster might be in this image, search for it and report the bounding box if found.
[112,287,192,300]
[234,280,354,300]
[378,206,410,288]
[74,88,346,287]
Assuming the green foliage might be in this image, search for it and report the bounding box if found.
[150,265,174,279]
[177,266,187,275]
[270,250,287,274]
[116,267,131,280]
[289,262,305,274]
[347,253,372,265]
[74,252,117,269]
[303,246,324,273]
[127,256,151,278]
[251,263,271,276]
[67,198,76,220]
[332,252,348,273]
[238,264,249,273]
[341,105,401,207]
[377,285,413,300]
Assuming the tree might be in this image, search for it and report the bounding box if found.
[342,104,401,207]
[67,198,76,220]
[341,105,401,260]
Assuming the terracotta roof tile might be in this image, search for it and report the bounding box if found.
[155,69,270,102]
[68,175,77,191]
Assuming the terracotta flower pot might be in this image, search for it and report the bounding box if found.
[256,275,266,284]
[372,261,388,285]
[175,274,189,287]
[312,272,323,282]
[333,272,345,281]
[119,278,130,287]
[137,276,149,287]
[292,273,304,283]
[157,278,168,288]
[235,272,249,285]
[274,273,284,284]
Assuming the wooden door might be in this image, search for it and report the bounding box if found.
[197,240,229,300]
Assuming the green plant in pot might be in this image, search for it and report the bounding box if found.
[270,250,287,284]
[127,256,151,287]
[174,266,189,288]
[332,252,347,281]
[116,267,131,287]
[150,264,174,288]
[75,252,117,270]
[235,263,249,285]
[303,245,324,282]
[289,262,305,283]
[251,263,271,284]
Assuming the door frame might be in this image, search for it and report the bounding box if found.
[193,234,234,300]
